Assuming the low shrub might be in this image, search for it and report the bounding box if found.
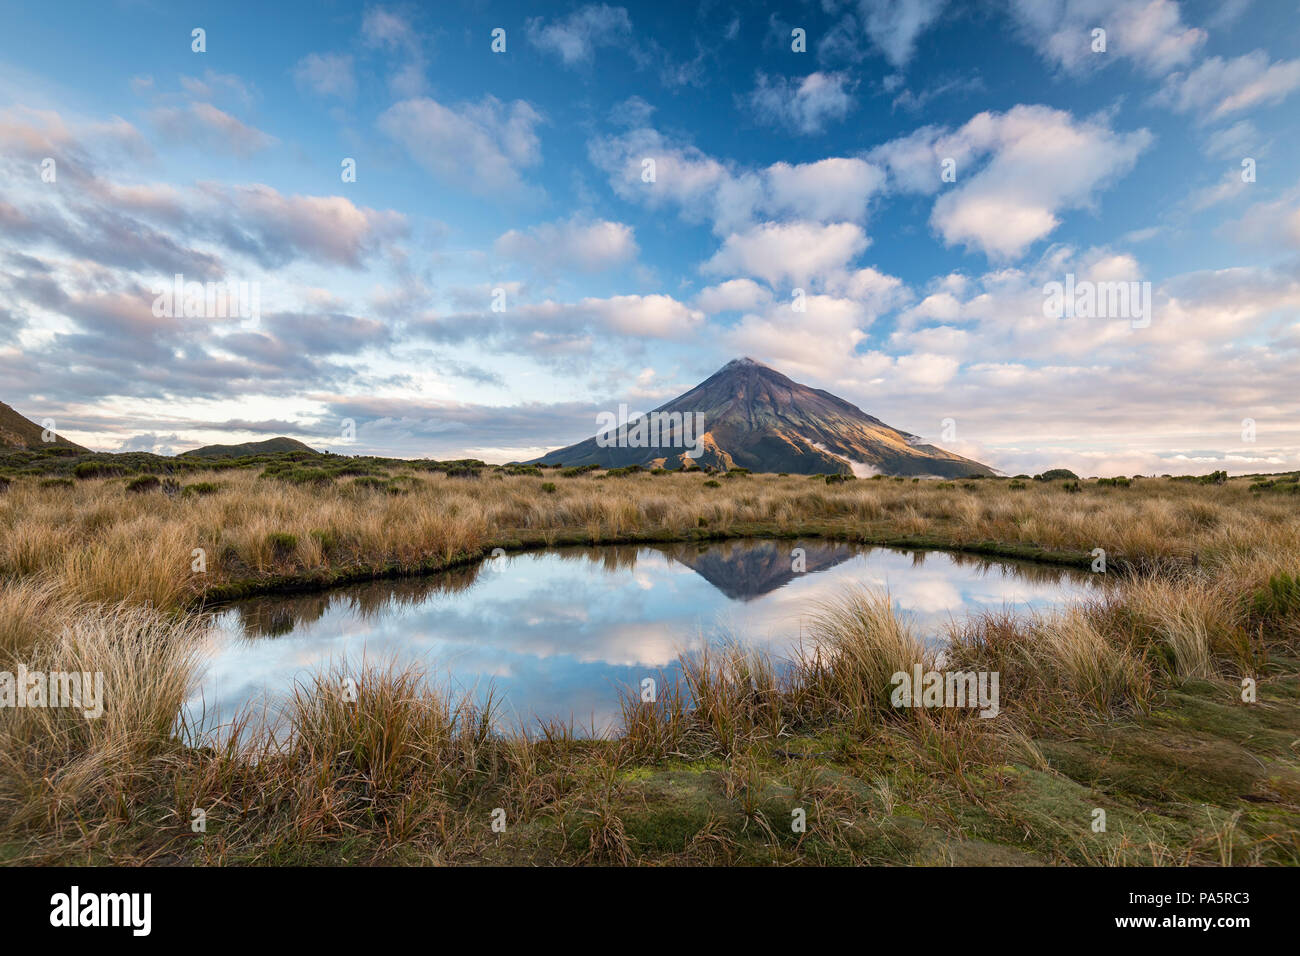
[126,475,161,494]
[73,461,127,480]
[267,532,299,559]
[1252,571,1300,620]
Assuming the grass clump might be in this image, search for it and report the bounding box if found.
[126,474,161,494]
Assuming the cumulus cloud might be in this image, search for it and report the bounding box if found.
[378,96,543,198]
[526,4,632,65]
[495,216,638,273]
[1008,0,1204,76]
[694,278,774,314]
[1225,181,1300,250]
[871,105,1151,260]
[588,128,884,235]
[723,294,877,375]
[703,222,870,288]
[847,253,1300,475]
[747,72,856,134]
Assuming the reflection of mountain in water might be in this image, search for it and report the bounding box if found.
[660,539,858,601]
[215,539,1090,639]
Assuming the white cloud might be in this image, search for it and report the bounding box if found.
[495,216,638,272]
[1189,169,1249,211]
[526,5,632,65]
[895,352,959,389]
[1226,182,1300,250]
[1009,0,1204,76]
[824,266,911,312]
[694,278,773,314]
[762,158,886,223]
[378,95,543,197]
[1157,50,1300,120]
[703,222,870,288]
[860,0,948,68]
[747,72,856,134]
[579,294,703,338]
[199,183,408,267]
[1202,119,1261,160]
[588,128,885,235]
[872,105,1151,260]
[723,294,876,374]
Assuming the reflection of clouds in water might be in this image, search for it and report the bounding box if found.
[887,577,964,614]
[190,542,1096,733]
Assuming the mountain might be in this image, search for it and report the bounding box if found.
[529,357,994,477]
[0,401,88,451]
[180,437,317,459]
[660,539,861,600]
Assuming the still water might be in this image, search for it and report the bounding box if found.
[189,539,1099,733]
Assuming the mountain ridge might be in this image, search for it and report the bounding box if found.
[179,437,317,459]
[0,401,88,452]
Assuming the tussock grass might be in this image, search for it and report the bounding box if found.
[2,469,1297,614]
[2,470,1299,865]
[0,601,204,831]
[803,586,931,727]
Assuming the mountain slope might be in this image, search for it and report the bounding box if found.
[0,401,88,451]
[180,437,317,459]
[530,358,993,477]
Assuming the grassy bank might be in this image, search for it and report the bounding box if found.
[1,466,1298,865]
[2,466,1296,609]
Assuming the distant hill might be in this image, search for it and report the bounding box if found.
[180,437,317,459]
[0,401,88,451]
[529,357,994,477]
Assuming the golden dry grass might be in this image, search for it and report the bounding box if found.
[1,469,1297,616]
[1,467,1298,864]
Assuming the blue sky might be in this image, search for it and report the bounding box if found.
[2,0,1298,475]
